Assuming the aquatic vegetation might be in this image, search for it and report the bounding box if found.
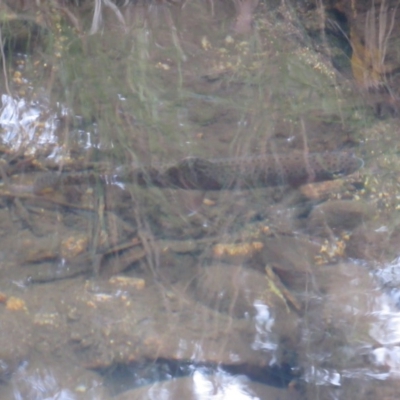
[351,0,399,89]
[90,0,127,34]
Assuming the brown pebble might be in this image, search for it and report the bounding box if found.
[0,292,7,303]
[108,276,145,290]
[6,297,27,312]
[300,179,345,200]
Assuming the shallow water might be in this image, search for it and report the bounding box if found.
[1,1,400,399]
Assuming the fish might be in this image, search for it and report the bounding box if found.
[132,151,363,190]
[32,151,363,194]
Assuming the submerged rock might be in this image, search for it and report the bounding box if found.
[192,263,268,318]
[346,220,400,262]
[307,200,376,235]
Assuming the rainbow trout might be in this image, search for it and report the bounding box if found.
[116,151,362,190]
[33,151,363,194]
